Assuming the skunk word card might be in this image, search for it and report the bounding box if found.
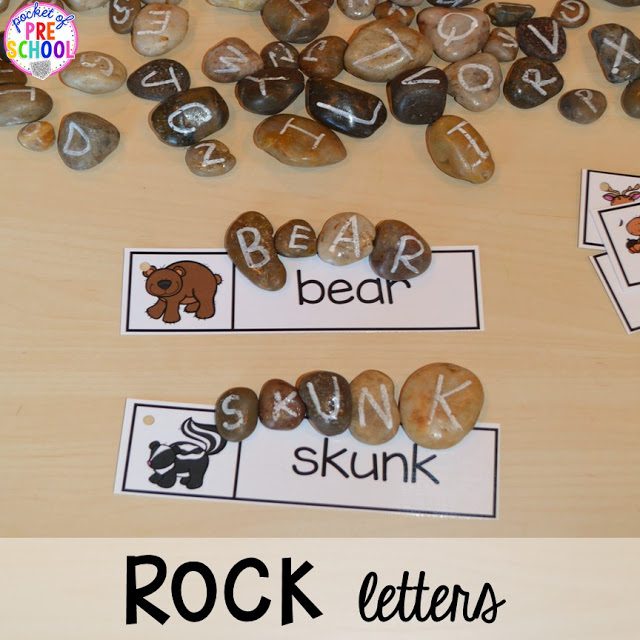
[121,247,483,334]
[115,400,500,519]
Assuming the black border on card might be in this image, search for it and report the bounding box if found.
[582,170,640,248]
[592,253,639,333]
[125,249,482,333]
[120,402,499,519]
[596,203,640,288]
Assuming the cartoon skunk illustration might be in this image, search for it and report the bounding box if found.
[147,417,227,490]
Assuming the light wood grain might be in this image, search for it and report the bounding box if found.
[1,1,639,537]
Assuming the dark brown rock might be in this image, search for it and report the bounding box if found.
[503,56,564,108]
[259,379,306,430]
[485,2,534,27]
[516,17,566,62]
[374,1,415,26]
[590,24,640,84]
[127,59,190,100]
[261,41,300,68]
[0,61,26,86]
[236,68,305,115]
[558,88,606,124]
[57,112,120,170]
[621,78,640,118]
[386,66,447,125]
[299,36,347,79]
[551,0,589,29]
[202,38,263,83]
[297,370,352,436]
[215,387,258,442]
[109,0,141,34]
[274,219,317,257]
[261,0,330,44]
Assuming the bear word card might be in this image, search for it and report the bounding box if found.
[121,247,484,334]
[115,400,500,519]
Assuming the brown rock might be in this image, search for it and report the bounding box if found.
[185,139,236,176]
[17,121,55,151]
[369,219,431,281]
[109,0,142,34]
[374,2,415,26]
[297,370,352,436]
[202,38,263,83]
[215,387,258,442]
[551,0,589,29]
[483,27,519,61]
[57,112,120,170]
[317,212,376,266]
[261,0,330,44]
[261,41,300,68]
[400,362,484,449]
[224,211,287,291]
[426,115,494,184]
[622,78,640,118]
[259,379,306,430]
[350,370,400,445]
[516,17,567,63]
[0,61,26,85]
[299,36,348,79]
[274,219,317,257]
[0,85,53,127]
[253,113,347,167]
[558,89,606,124]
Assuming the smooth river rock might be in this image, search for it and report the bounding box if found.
[127,58,190,100]
[261,41,300,68]
[215,387,258,442]
[236,68,305,115]
[426,115,494,184]
[337,0,376,20]
[0,85,53,127]
[0,61,26,85]
[551,0,589,29]
[254,113,347,167]
[150,87,229,146]
[590,24,640,84]
[261,0,330,44]
[225,211,287,291]
[621,78,640,118]
[206,0,267,9]
[425,0,479,5]
[306,78,387,138]
[274,219,317,257]
[400,362,484,449]
[297,371,352,436]
[558,89,606,124]
[109,0,142,34]
[65,0,108,9]
[345,18,433,82]
[60,52,127,94]
[417,8,490,62]
[17,121,55,151]
[601,0,640,5]
[259,379,306,430]
[484,2,534,27]
[349,370,400,445]
[185,139,236,176]
[516,17,567,62]
[299,36,348,79]
[503,56,564,108]
[202,38,263,83]
[369,219,431,280]
[57,112,119,170]
[131,4,189,56]
[445,52,502,112]
[317,212,376,266]
[374,2,415,26]
[483,27,519,61]
[386,65,447,125]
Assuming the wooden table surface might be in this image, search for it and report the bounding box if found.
[1,0,639,537]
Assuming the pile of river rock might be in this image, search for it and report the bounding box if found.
[0,0,639,181]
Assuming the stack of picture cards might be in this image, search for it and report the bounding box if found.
[579,169,640,334]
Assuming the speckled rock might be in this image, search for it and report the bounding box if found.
[150,87,229,146]
[60,52,127,94]
[400,362,484,449]
[274,219,317,257]
[621,78,640,118]
[483,27,519,61]
[215,387,258,442]
[417,7,490,62]
[551,0,589,29]
[236,68,305,115]
[297,371,352,436]
[558,89,606,124]
[369,219,432,280]
[426,115,494,184]
[109,0,142,34]
[386,65,448,125]
[185,139,236,176]
[0,61,26,85]
[317,212,376,265]
[0,85,53,127]
[337,0,376,20]
[350,370,400,445]
[254,113,347,167]
[57,112,119,170]
[259,379,306,430]
[17,121,55,151]
[127,58,190,100]
[503,56,564,108]
[261,0,330,44]
[374,2,415,26]
[131,4,189,56]
[202,38,263,83]
[261,41,300,68]
[590,24,640,84]
[516,17,567,62]
[345,18,433,81]
[484,2,534,27]
[445,52,502,111]
[225,211,287,291]
[299,36,347,79]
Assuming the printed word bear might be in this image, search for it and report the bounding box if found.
[143,260,222,324]
[147,418,227,490]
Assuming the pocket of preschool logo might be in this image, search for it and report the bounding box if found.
[4,3,77,80]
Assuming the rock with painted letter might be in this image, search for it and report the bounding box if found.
[374,2,415,26]
[551,0,589,29]
[0,85,53,127]
[150,87,229,146]
[350,370,400,445]
[400,362,484,449]
[317,212,376,266]
[215,387,258,442]
[516,17,567,62]
[259,379,306,430]
[369,220,431,281]
[558,88,606,124]
[297,370,352,436]
[131,4,189,57]
[445,52,502,112]
[127,59,190,100]
[483,27,519,61]
[202,38,264,83]
[185,139,236,176]
[484,2,534,27]
[60,52,127,94]
[57,112,120,170]
[224,211,287,291]
[386,66,447,125]
[274,219,317,257]
[299,36,348,79]
[236,68,305,115]
[261,41,300,69]
[503,56,564,108]
[590,24,640,84]
[109,0,142,34]
[261,0,330,44]
[253,113,347,167]
[337,0,376,20]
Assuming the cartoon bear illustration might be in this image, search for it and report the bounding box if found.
[601,182,640,206]
[147,417,227,490]
[626,217,640,254]
[143,260,222,324]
